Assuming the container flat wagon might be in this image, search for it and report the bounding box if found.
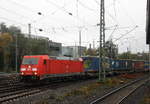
[111,59,132,71]
[144,61,150,71]
[132,60,144,72]
[82,57,110,73]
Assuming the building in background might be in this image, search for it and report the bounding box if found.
[25,34,62,56]
[25,34,88,57]
[24,34,49,40]
[49,40,62,56]
[62,46,86,57]
[62,46,73,57]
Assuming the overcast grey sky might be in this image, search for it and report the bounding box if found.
[0,0,148,53]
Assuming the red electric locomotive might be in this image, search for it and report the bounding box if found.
[20,55,84,81]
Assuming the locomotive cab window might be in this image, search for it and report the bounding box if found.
[22,58,39,65]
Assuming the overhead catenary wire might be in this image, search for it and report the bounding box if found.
[7,0,90,29]
[8,0,38,14]
[76,0,118,25]
[107,25,118,41]
[94,0,100,5]
[2,0,119,35]
[46,0,119,32]
[34,0,75,24]
[0,6,32,20]
[0,7,87,34]
[93,0,119,25]
[45,0,90,26]
[1,0,134,32]
[0,16,51,34]
[0,0,141,52]
[116,0,136,26]
[8,0,77,27]
[7,0,54,25]
[0,16,27,27]
[51,0,73,15]
[113,0,117,17]
[44,0,117,27]
[94,0,119,43]
[113,25,138,42]
[0,13,98,34]
[106,26,137,30]
[78,0,97,12]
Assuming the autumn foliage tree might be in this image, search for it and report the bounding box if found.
[0,23,51,72]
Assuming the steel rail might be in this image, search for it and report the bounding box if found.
[116,78,149,104]
[90,76,148,104]
[0,84,51,103]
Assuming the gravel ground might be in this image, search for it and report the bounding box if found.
[6,73,146,104]
[0,73,19,85]
[9,78,99,104]
[34,73,146,104]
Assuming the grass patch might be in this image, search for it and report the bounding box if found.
[102,77,126,87]
[60,78,126,99]
[55,96,65,101]
[141,97,150,104]
[37,77,131,103]
[64,83,101,97]
[35,101,49,104]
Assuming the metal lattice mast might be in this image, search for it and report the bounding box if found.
[99,0,105,81]
[28,23,32,55]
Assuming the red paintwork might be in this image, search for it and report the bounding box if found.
[20,55,83,79]
[46,59,83,74]
[132,61,144,71]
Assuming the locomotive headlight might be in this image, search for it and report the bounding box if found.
[32,68,37,71]
[21,68,26,71]
[34,72,37,75]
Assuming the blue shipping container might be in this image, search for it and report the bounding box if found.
[82,57,100,72]
[82,57,110,72]
[144,61,150,71]
[110,59,132,70]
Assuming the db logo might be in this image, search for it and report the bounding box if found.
[28,66,31,70]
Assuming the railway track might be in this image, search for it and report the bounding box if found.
[90,76,149,104]
[0,77,95,104]
[0,80,22,93]
[0,73,147,104]
[0,83,54,103]
[0,83,27,94]
[0,87,43,103]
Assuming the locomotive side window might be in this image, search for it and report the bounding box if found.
[22,58,39,65]
[44,60,47,64]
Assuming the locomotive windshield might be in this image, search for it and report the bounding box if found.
[22,58,39,65]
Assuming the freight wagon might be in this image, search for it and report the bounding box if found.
[110,59,132,72]
[82,57,99,73]
[132,60,144,72]
[82,56,110,73]
[144,61,150,71]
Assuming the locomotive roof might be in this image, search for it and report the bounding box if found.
[24,55,49,58]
